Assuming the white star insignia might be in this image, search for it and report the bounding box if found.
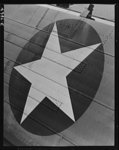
[14,23,100,123]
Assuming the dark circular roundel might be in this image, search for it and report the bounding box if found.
[9,19,104,136]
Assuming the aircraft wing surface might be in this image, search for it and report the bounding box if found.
[4,4,114,146]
